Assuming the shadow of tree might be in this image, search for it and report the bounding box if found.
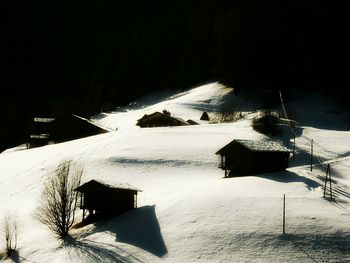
[260,171,321,190]
[10,251,20,263]
[0,250,21,263]
[62,235,144,263]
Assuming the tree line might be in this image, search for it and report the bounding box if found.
[0,0,343,151]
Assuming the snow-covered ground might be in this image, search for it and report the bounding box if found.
[1,82,350,262]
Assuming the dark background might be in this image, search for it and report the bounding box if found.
[0,0,344,151]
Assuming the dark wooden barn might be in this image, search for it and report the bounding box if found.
[216,139,292,177]
[75,179,141,223]
[28,117,55,148]
[200,111,210,121]
[48,114,109,143]
[136,111,189,128]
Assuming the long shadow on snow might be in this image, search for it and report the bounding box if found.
[287,108,349,131]
[79,205,167,258]
[260,171,321,190]
[111,205,167,257]
[288,145,313,167]
[310,162,350,200]
[109,157,211,168]
[62,235,144,263]
[278,232,350,262]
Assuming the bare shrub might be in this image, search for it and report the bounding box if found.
[210,107,240,123]
[2,213,18,257]
[252,114,281,135]
[162,109,171,116]
[36,160,83,239]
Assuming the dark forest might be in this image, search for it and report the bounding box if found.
[0,0,344,151]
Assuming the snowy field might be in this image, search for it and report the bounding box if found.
[1,82,350,262]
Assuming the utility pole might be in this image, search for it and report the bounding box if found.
[310,139,313,172]
[283,194,286,234]
[330,165,333,199]
[324,164,333,199]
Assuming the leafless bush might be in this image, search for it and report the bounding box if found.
[36,160,83,239]
[252,114,281,135]
[162,109,171,116]
[2,213,18,257]
[210,107,241,123]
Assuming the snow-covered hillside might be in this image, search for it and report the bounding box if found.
[1,82,350,262]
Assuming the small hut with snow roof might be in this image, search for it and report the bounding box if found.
[74,179,141,223]
[136,111,189,128]
[216,139,292,177]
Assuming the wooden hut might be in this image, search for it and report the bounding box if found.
[49,114,109,143]
[29,117,55,148]
[187,119,199,125]
[74,179,141,223]
[136,111,189,128]
[200,112,210,121]
[216,139,292,177]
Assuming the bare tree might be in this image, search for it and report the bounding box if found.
[2,213,18,257]
[36,160,83,239]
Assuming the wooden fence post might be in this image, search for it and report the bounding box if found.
[323,166,328,198]
[329,164,333,199]
[293,136,296,161]
[283,194,286,234]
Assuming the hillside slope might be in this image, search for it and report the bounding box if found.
[1,83,350,262]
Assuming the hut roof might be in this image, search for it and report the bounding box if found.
[70,114,112,132]
[216,139,292,155]
[187,119,199,125]
[75,179,142,193]
[200,112,210,121]
[48,114,111,133]
[137,111,189,126]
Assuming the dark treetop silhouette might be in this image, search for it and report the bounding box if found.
[0,0,343,151]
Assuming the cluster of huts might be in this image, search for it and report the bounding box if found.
[29,111,211,148]
[136,110,211,127]
[31,110,292,224]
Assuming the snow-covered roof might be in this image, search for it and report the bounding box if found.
[71,114,112,132]
[75,179,142,192]
[137,111,189,126]
[236,139,292,152]
[216,139,292,154]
